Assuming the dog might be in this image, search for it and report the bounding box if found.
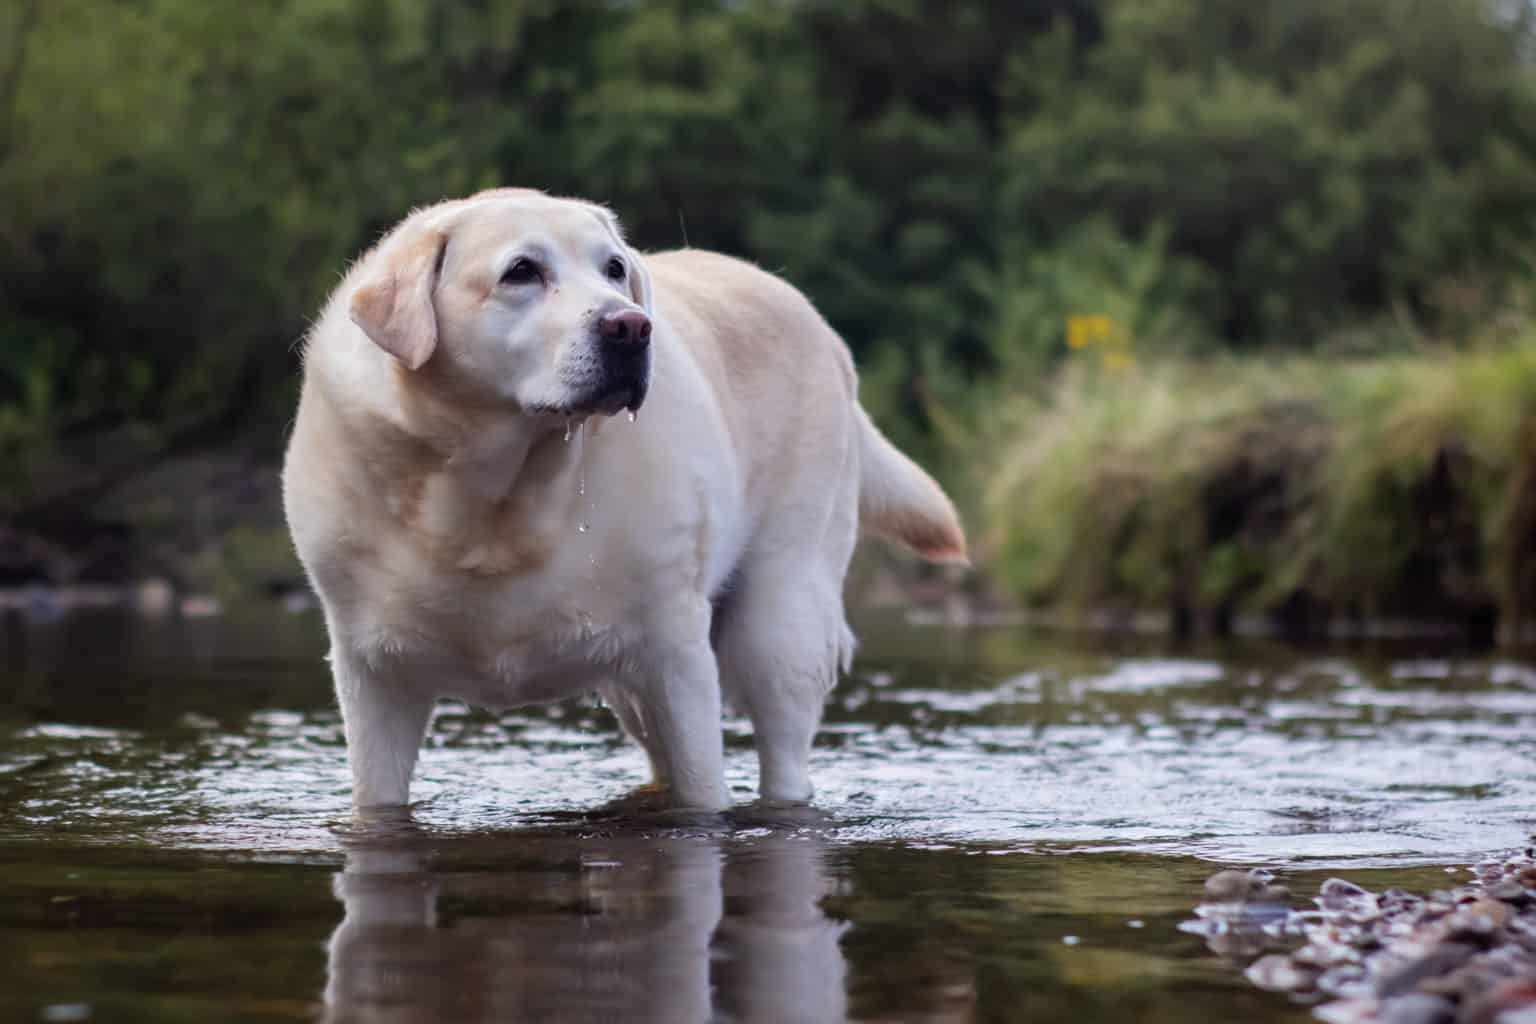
[282,188,965,812]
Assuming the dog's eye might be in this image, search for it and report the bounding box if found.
[604,257,626,282]
[500,258,542,286]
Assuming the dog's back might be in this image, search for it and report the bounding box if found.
[648,249,965,565]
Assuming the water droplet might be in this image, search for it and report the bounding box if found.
[626,410,637,423]
[563,420,572,443]
[577,522,589,533]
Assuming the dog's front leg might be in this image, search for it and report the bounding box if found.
[330,647,436,810]
[639,613,729,812]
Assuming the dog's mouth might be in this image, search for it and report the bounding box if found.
[541,374,649,419]
[588,379,647,416]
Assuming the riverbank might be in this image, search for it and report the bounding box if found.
[979,336,1536,645]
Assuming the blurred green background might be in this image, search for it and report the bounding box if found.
[5,0,1536,640]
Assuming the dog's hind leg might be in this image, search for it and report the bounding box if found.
[715,563,854,804]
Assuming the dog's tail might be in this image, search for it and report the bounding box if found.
[856,405,969,564]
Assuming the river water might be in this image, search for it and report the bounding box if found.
[1,608,1532,1022]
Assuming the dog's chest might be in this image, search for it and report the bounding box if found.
[344,535,668,708]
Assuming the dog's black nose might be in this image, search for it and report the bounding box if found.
[598,309,652,349]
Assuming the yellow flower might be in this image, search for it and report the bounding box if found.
[1066,313,1114,350]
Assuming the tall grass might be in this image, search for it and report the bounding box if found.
[979,337,1536,641]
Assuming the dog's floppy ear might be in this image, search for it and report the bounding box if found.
[349,228,448,371]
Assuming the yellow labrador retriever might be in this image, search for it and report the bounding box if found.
[283,188,965,812]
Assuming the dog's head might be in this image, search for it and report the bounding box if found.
[347,189,654,419]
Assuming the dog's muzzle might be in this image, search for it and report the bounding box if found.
[587,309,652,414]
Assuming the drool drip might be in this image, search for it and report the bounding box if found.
[574,421,590,533]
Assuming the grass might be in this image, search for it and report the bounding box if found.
[976,335,1536,642]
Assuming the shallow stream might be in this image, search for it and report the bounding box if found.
[2,609,1532,1022]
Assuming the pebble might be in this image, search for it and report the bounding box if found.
[1378,993,1456,1024]
[1205,869,1257,902]
[1465,978,1536,1024]
[1203,868,1292,906]
[1450,900,1512,937]
[1489,881,1533,905]
[1185,848,1536,1024]
[1316,999,1380,1024]
[1378,944,1479,998]
[1246,954,1319,993]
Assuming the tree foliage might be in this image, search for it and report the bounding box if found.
[2,0,1534,519]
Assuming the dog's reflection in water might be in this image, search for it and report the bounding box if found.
[322,819,848,1023]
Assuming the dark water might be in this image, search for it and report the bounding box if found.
[1,609,1533,1022]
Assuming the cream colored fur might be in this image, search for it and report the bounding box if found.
[282,189,965,812]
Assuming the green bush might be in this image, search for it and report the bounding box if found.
[981,326,1536,640]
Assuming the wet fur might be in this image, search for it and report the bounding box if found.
[283,189,965,812]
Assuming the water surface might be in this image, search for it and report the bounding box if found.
[1,609,1532,1021]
